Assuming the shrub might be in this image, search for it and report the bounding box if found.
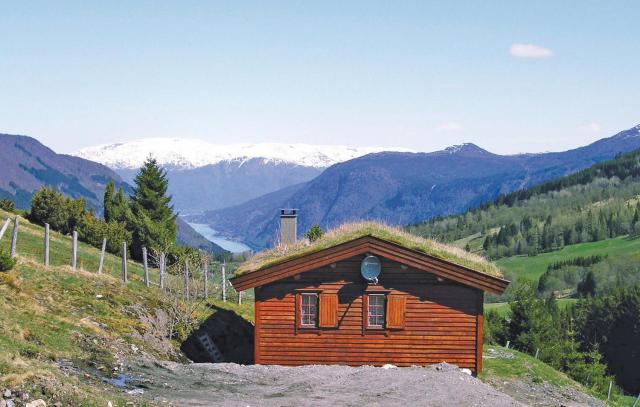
[305,224,324,242]
[0,250,16,272]
[0,199,15,213]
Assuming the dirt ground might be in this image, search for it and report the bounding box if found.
[126,361,524,407]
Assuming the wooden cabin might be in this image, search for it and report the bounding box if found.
[230,216,508,373]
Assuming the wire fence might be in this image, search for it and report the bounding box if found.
[0,214,249,305]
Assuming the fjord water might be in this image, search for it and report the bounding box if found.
[187,222,251,253]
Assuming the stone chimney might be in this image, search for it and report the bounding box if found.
[279,209,297,246]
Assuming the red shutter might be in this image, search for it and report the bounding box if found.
[319,293,338,328]
[386,295,406,329]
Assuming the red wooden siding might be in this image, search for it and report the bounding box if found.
[254,254,484,372]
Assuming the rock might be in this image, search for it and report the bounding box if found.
[5,400,14,407]
[461,368,473,375]
[2,389,10,398]
[0,399,6,407]
[126,388,144,395]
[381,364,397,369]
[25,400,47,407]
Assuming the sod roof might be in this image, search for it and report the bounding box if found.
[235,221,502,278]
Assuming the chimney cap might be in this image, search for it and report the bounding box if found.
[280,208,297,217]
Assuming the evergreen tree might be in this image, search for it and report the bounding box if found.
[305,224,324,242]
[128,157,177,259]
[577,270,596,297]
[103,181,115,222]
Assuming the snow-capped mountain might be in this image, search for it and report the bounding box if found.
[74,138,413,169]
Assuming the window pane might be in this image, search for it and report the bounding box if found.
[368,294,385,328]
[301,294,318,326]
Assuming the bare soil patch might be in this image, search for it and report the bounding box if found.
[127,361,523,407]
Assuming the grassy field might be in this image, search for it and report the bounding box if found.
[495,235,640,282]
[0,210,253,406]
[485,298,578,317]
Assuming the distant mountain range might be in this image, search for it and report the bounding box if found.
[0,133,224,254]
[195,124,640,249]
[75,139,413,213]
[0,133,131,209]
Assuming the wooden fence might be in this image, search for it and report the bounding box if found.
[0,215,244,303]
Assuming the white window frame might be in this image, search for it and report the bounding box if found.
[367,293,386,329]
[300,293,319,328]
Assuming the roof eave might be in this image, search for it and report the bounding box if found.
[231,236,509,295]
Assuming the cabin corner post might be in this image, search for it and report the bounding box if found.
[254,287,262,365]
[476,290,484,374]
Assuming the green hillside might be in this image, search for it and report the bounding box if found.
[0,209,251,406]
[482,346,637,406]
[409,148,640,260]
[496,236,640,281]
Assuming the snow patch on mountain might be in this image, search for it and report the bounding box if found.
[74,138,414,169]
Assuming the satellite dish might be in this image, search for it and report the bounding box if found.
[361,255,381,283]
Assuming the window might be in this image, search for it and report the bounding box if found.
[367,294,385,328]
[300,293,318,327]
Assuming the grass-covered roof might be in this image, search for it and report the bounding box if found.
[235,221,502,278]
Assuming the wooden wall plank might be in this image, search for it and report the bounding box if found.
[254,252,484,372]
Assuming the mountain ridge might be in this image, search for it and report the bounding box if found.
[74,138,414,169]
[198,124,640,249]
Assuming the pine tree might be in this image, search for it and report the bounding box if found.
[103,181,115,222]
[129,157,177,259]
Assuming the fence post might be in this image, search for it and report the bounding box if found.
[98,238,106,274]
[222,262,227,302]
[159,253,165,289]
[535,348,539,359]
[505,340,510,349]
[0,218,10,241]
[71,231,78,269]
[203,260,209,300]
[607,380,613,402]
[10,217,19,257]
[632,393,640,407]
[121,242,128,283]
[142,247,149,287]
[184,259,190,300]
[237,290,242,305]
[44,223,50,266]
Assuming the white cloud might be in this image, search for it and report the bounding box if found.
[436,122,464,132]
[509,43,554,59]
[580,123,603,133]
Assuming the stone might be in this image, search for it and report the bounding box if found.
[0,399,6,407]
[5,400,14,407]
[461,368,473,375]
[25,400,47,407]
[2,389,10,398]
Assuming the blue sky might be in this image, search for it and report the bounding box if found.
[1,1,639,154]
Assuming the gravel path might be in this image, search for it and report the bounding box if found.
[128,361,524,407]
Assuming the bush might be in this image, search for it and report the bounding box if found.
[305,224,324,242]
[0,250,16,272]
[0,199,15,213]
[28,187,88,234]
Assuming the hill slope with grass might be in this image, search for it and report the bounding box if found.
[0,209,252,406]
[409,148,640,299]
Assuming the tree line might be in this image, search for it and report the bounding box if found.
[485,284,640,397]
[408,148,640,260]
[27,157,180,262]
